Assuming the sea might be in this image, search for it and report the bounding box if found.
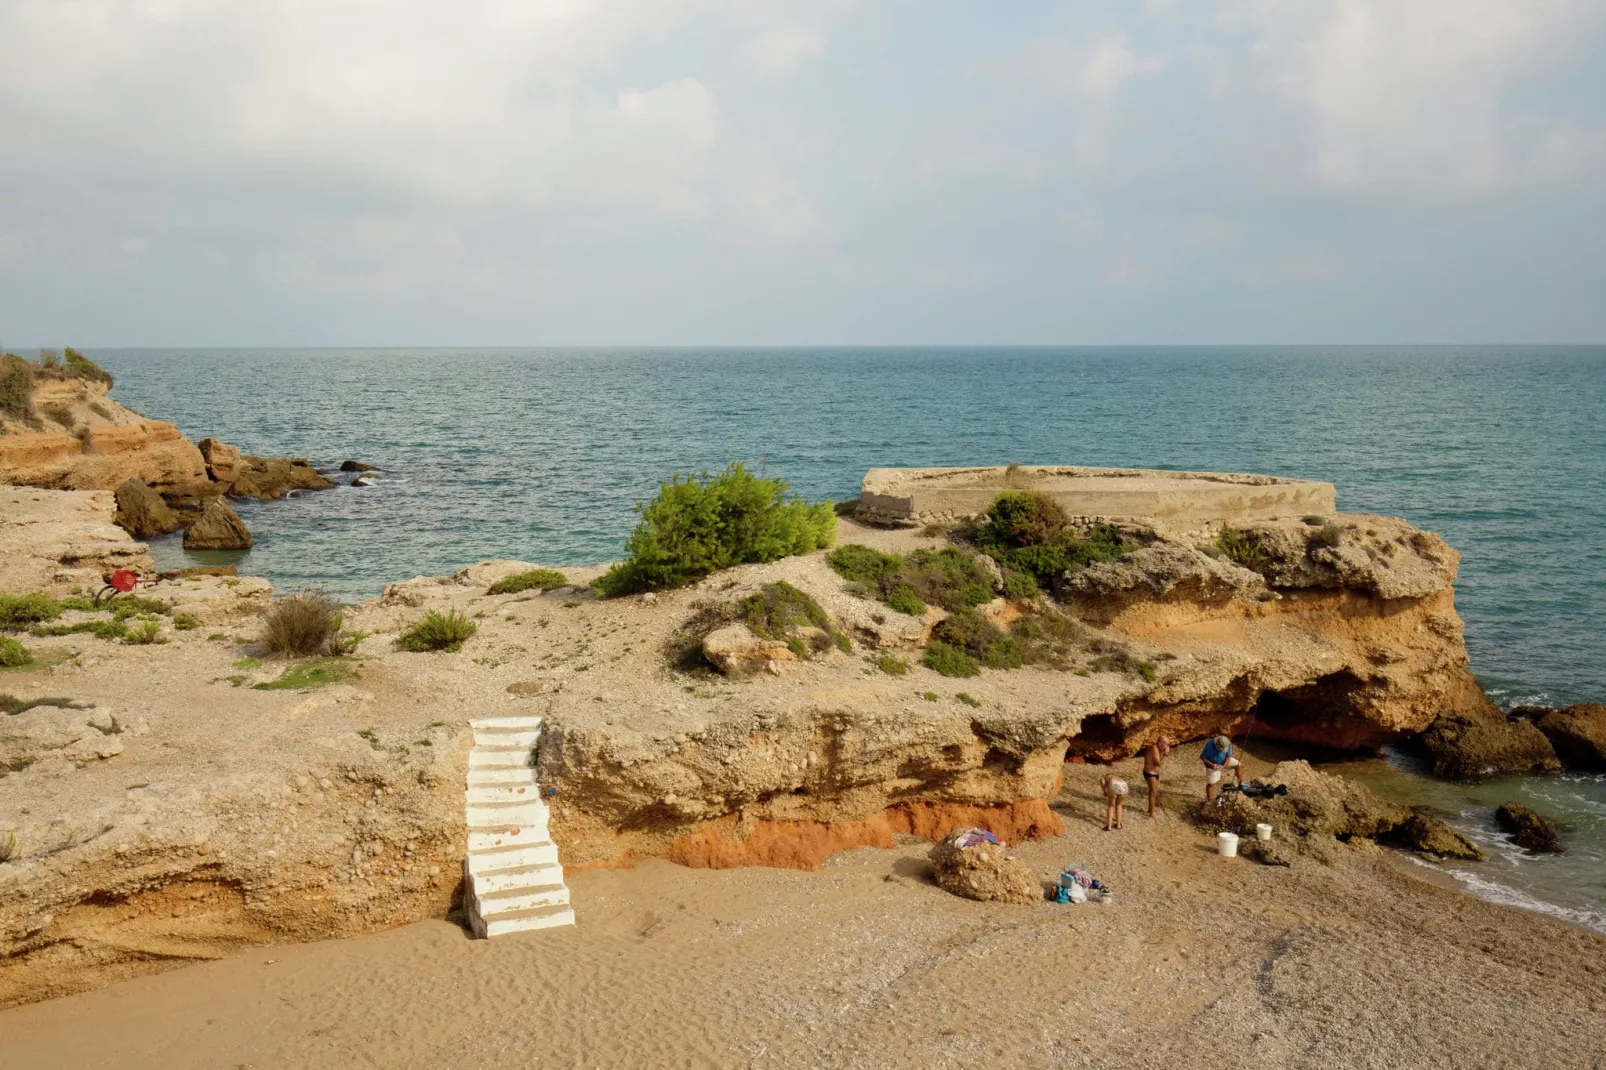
[91,345,1605,930]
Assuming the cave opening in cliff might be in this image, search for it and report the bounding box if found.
[1249,671,1387,754]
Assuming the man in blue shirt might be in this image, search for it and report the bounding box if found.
[1200,734,1242,801]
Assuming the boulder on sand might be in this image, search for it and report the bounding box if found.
[112,478,181,538]
[183,497,253,551]
[1534,704,1606,770]
[1418,713,1561,780]
[1389,813,1484,861]
[929,833,1040,905]
[1496,802,1563,853]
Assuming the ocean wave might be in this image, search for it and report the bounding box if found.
[1416,859,1606,935]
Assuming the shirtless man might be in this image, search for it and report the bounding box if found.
[1141,734,1172,818]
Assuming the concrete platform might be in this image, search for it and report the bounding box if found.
[855,465,1335,529]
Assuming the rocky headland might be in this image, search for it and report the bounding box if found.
[1,385,1601,1015]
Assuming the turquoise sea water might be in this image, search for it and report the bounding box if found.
[92,346,1605,926]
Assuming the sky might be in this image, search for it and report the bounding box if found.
[1,0,1604,347]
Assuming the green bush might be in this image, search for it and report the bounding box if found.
[0,355,36,423]
[875,653,908,676]
[739,581,849,658]
[826,544,904,586]
[1217,529,1271,569]
[923,641,980,678]
[931,608,1022,670]
[173,614,201,630]
[955,692,983,708]
[0,594,65,631]
[396,609,477,653]
[966,492,1130,589]
[63,348,114,387]
[596,463,836,597]
[1000,571,1039,600]
[884,587,926,616]
[922,691,939,701]
[487,568,569,595]
[31,619,127,640]
[0,638,34,668]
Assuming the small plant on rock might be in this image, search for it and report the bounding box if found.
[0,637,34,668]
[931,608,1022,670]
[884,587,926,616]
[923,640,980,678]
[122,619,166,645]
[875,654,909,676]
[487,568,569,595]
[966,491,1130,589]
[1311,523,1344,549]
[396,608,477,653]
[955,692,983,708]
[0,594,64,632]
[1216,528,1271,570]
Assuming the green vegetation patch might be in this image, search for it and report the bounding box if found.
[955,692,983,708]
[1216,528,1272,570]
[964,491,1130,590]
[930,608,1022,670]
[595,463,836,597]
[122,620,166,645]
[396,609,477,653]
[253,658,359,691]
[827,544,993,614]
[739,581,850,659]
[922,641,980,678]
[0,354,37,424]
[0,594,65,632]
[875,654,909,676]
[0,638,35,669]
[487,568,569,595]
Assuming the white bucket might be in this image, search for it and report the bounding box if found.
[1218,832,1240,858]
[1256,823,1273,842]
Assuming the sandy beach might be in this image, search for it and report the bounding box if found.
[5,756,1603,1070]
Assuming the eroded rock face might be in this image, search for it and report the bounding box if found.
[929,835,1041,905]
[229,457,335,500]
[183,498,253,551]
[1496,802,1563,853]
[197,437,243,483]
[1062,543,1266,603]
[1419,714,1561,780]
[112,478,182,539]
[1535,704,1606,770]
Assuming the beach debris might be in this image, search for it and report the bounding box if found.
[1052,862,1110,903]
[929,828,1039,905]
[1495,802,1563,853]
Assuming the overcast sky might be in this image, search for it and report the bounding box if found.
[2,0,1604,346]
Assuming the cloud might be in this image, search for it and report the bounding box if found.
[1231,0,1606,190]
[1026,33,1167,100]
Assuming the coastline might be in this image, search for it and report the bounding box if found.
[3,757,1603,1069]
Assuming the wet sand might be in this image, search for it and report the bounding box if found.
[5,764,1604,1070]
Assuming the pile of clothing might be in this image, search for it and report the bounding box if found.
[1053,863,1111,904]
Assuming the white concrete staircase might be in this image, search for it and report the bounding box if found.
[464,716,575,938]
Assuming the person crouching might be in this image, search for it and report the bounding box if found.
[1100,772,1129,831]
[1200,734,1243,801]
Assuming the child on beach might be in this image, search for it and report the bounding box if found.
[1100,772,1129,831]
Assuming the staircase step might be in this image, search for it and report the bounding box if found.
[469,750,535,769]
[467,767,540,787]
[469,859,566,891]
[467,842,561,874]
[468,834,559,863]
[481,905,575,938]
[470,716,544,732]
[473,882,571,913]
[468,813,549,836]
[467,783,541,804]
[471,728,541,748]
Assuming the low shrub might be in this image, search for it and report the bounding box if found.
[955,692,983,708]
[88,401,112,420]
[923,640,980,678]
[109,596,170,621]
[252,658,358,691]
[0,355,36,423]
[1000,571,1039,600]
[738,581,850,658]
[922,691,939,701]
[31,619,126,640]
[63,348,114,387]
[1217,529,1271,570]
[122,620,165,645]
[1089,646,1159,682]
[595,463,837,597]
[0,594,63,631]
[875,654,908,676]
[0,638,33,668]
[396,609,477,653]
[487,568,569,595]
[262,590,345,657]
[826,544,904,586]
[38,402,74,428]
[931,608,1022,670]
[965,492,1130,589]
[885,587,927,616]
[1311,523,1344,549]
[173,614,201,630]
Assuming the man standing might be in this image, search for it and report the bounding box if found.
[1200,734,1243,802]
[1142,734,1172,817]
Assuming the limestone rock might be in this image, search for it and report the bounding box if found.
[1496,802,1562,853]
[1244,837,1294,866]
[1062,543,1266,602]
[197,437,243,483]
[702,624,797,677]
[1419,714,1561,780]
[1195,761,1410,850]
[230,456,335,500]
[928,837,1040,905]
[112,478,181,538]
[339,460,377,472]
[1390,813,1484,861]
[1535,704,1606,770]
[183,498,253,551]
[454,560,545,589]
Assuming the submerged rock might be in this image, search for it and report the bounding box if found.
[183,497,253,551]
[1496,802,1563,853]
[1419,714,1561,780]
[112,478,181,538]
[339,459,377,472]
[1535,704,1606,771]
[928,835,1040,905]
